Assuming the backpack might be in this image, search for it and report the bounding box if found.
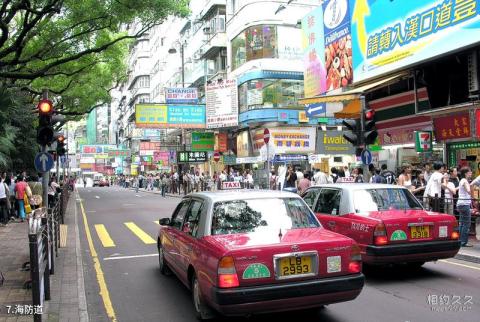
[373,174,386,184]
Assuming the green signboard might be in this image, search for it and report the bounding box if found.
[415,131,433,152]
[191,132,214,151]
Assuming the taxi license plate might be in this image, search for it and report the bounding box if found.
[410,226,430,239]
[278,256,313,277]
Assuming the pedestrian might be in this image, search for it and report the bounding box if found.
[161,174,168,197]
[423,161,445,211]
[457,167,473,247]
[298,172,311,195]
[353,168,364,183]
[330,167,339,183]
[14,176,30,222]
[246,170,254,189]
[0,173,10,226]
[423,162,432,183]
[370,168,386,183]
[270,170,278,190]
[411,171,427,202]
[7,174,17,219]
[284,166,297,192]
[134,176,139,193]
[312,168,328,185]
[442,172,457,215]
[380,164,396,184]
[397,165,413,191]
[343,166,350,178]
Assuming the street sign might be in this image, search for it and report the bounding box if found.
[304,102,326,118]
[34,152,54,173]
[263,128,270,144]
[361,149,373,165]
[177,151,208,163]
[213,152,220,162]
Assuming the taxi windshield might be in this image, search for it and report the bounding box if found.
[353,188,423,213]
[211,198,320,235]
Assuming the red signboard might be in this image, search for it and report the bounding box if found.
[433,113,471,141]
[215,133,228,152]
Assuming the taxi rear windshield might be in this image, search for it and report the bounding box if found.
[353,188,423,213]
[211,198,319,235]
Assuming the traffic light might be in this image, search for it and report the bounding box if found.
[363,108,378,145]
[37,99,54,145]
[342,118,361,146]
[56,134,66,156]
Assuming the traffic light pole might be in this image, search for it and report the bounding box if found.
[42,89,50,209]
[360,95,371,183]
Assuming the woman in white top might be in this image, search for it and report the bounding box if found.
[457,167,473,247]
[442,173,457,215]
[397,165,413,191]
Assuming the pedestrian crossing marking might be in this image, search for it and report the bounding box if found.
[95,224,116,247]
[124,222,156,244]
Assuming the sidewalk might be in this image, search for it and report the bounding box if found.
[0,195,88,322]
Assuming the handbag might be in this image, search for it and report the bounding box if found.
[23,194,32,214]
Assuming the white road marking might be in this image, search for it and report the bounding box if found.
[135,194,141,197]
[122,204,136,206]
[103,253,157,261]
[439,259,480,271]
[95,196,100,199]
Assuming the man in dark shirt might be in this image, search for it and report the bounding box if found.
[380,164,396,184]
[284,166,297,190]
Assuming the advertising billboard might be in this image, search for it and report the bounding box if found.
[316,130,356,155]
[350,0,480,82]
[251,127,316,155]
[165,88,198,104]
[191,132,215,151]
[205,79,239,129]
[135,104,206,129]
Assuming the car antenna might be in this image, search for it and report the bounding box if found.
[278,228,283,240]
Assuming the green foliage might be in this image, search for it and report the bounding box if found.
[0,0,190,116]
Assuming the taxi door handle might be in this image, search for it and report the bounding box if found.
[328,221,336,227]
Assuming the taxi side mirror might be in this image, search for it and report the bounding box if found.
[159,218,171,226]
[182,222,191,234]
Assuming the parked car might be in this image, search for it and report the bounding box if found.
[157,190,364,320]
[302,184,461,267]
[99,178,110,187]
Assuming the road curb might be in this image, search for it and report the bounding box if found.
[74,191,90,322]
[455,252,480,264]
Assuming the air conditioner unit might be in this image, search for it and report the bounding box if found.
[468,50,479,98]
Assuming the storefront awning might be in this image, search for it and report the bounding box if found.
[299,73,407,118]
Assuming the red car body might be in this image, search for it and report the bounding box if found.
[302,184,461,266]
[157,191,364,319]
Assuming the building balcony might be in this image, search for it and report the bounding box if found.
[199,32,227,59]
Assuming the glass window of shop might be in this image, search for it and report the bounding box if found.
[231,25,277,71]
[239,79,304,112]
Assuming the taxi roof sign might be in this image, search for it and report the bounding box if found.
[222,181,241,190]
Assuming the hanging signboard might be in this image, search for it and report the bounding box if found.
[415,131,433,152]
[316,130,356,155]
[135,104,206,129]
[251,127,316,155]
[107,150,131,157]
[192,132,215,151]
[177,151,208,163]
[433,113,471,141]
[206,79,239,129]
[165,88,199,104]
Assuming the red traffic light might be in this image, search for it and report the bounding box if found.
[38,99,53,114]
[365,109,375,120]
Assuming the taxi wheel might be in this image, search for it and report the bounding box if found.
[192,274,215,320]
[158,244,171,275]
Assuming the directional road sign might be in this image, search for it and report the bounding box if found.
[304,102,326,118]
[34,152,54,173]
[361,149,373,165]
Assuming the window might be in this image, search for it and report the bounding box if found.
[211,198,319,235]
[183,200,204,237]
[315,189,341,215]
[171,200,191,230]
[238,79,304,112]
[302,189,320,209]
[353,189,423,214]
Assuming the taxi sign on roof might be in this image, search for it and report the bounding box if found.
[222,181,241,190]
[337,177,355,183]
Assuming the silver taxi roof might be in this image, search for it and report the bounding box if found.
[184,190,301,202]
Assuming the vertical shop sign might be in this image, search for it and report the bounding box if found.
[415,131,433,152]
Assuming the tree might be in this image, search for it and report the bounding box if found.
[0,0,189,115]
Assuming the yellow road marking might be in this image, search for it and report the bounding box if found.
[124,222,156,244]
[79,193,117,322]
[439,259,480,271]
[95,224,116,248]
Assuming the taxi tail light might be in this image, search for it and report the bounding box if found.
[374,223,388,246]
[218,256,239,288]
[451,221,459,240]
[348,244,362,274]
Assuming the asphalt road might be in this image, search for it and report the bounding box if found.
[76,187,480,322]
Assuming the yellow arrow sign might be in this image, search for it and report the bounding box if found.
[352,0,370,58]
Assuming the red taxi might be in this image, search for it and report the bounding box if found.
[302,184,461,267]
[157,190,364,320]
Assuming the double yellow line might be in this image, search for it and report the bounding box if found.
[78,193,117,321]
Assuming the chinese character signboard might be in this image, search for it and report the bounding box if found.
[433,113,471,141]
[351,0,480,82]
[191,132,215,151]
[107,150,130,157]
[205,79,239,129]
[251,127,316,155]
[316,131,355,155]
[378,128,416,146]
[165,88,199,104]
[153,151,169,163]
[301,6,326,97]
[135,104,206,129]
[177,151,208,163]
[415,131,433,152]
